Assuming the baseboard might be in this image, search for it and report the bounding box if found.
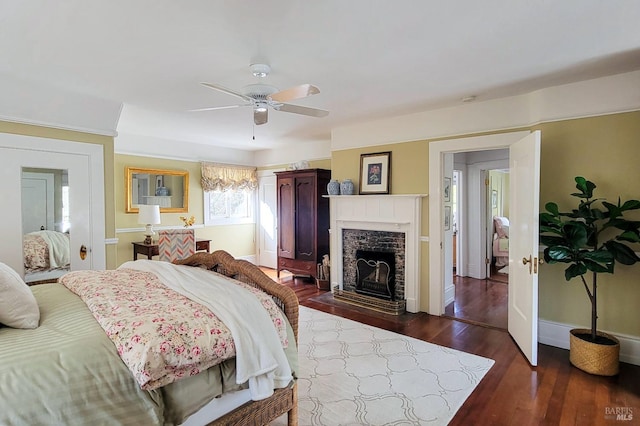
[539,319,640,366]
[444,284,455,307]
[237,254,256,264]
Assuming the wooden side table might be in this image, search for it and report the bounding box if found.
[132,239,211,260]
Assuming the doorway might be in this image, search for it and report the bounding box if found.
[445,164,509,329]
[428,130,541,366]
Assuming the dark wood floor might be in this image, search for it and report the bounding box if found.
[267,271,640,426]
[445,273,509,329]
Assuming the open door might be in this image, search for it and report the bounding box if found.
[507,130,541,366]
[257,174,278,268]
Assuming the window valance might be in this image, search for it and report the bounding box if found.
[201,162,258,192]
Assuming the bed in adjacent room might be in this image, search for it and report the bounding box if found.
[0,250,299,426]
[492,216,509,271]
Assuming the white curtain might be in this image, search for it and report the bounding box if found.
[201,162,258,192]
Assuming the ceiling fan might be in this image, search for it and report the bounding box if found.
[194,64,329,125]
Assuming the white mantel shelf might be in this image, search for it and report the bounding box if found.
[328,194,425,313]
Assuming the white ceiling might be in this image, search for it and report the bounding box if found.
[2,1,640,152]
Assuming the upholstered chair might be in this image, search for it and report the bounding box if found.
[157,229,196,262]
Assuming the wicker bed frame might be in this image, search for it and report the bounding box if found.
[174,250,299,426]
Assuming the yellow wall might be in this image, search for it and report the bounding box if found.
[330,111,640,336]
[534,111,640,336]
[0,121,117,269]
[115,154,256,266]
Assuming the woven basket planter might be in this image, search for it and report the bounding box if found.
[569,328,620,376]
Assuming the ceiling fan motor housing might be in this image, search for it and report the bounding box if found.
[242,84,279,101]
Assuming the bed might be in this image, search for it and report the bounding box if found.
[0,250,299,426]
[492,216,509,269]
[23,230,70,283]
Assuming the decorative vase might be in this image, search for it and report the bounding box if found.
[327,179,341,195]
[569,328,620,376]
[340,179,354,195]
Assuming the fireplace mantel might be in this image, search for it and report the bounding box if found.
[328,194,426,313]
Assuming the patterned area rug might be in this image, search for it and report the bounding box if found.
[273,306,494,425]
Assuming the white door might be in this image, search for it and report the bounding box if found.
[0,133,105,277]
[507,130,541,366]
[257,174,277,268]
[21,172,55,233]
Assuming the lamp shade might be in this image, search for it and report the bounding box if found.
[138,205,161,225]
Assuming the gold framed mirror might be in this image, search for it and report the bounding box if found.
[125,167,189,213]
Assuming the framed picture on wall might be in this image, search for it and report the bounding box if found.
[444,177,451,202]
[444,206,451,230]
[359,151,391,194]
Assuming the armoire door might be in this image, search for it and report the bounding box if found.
[294,175,316,261]
[277,176,295,259]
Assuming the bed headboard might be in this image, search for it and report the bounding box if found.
[173,250,299,343]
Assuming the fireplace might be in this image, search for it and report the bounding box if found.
[328,194,424,313]
[355,250,395,300]
[342,228,405,300]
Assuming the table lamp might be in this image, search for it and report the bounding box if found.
[138,204,161,244]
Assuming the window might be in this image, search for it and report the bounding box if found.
[204,189,255,226]
[200,162,258,226]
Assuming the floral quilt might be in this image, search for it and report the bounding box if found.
[60,268,288,390]
[23,233,49,272]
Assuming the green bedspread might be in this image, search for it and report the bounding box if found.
[0,283,298,426]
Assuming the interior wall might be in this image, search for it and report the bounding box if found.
[114,154,256,266]
[534,111,640,337]
[0,120,117,269]
[329,110,640,338]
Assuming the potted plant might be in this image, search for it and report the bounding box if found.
[539,176,640,375]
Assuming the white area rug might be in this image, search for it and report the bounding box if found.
[272,306,494,425]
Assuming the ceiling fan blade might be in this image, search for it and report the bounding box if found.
[254,108,268,125]
[275,103,329,117]
[201,82,254,103]
[189,104,247,112]
[268,84,320,103]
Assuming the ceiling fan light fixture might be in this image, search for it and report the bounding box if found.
[255,104,268,113]
[250,63,271,78]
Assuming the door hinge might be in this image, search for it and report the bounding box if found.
[485,258,491,265]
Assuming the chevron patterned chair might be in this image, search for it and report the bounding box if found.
[158,229,196,262]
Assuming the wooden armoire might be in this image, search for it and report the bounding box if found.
[275,169,331,280]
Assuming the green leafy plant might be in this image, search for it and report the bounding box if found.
[539,177,640,342]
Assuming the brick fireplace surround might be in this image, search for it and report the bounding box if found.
[328,194,425,313]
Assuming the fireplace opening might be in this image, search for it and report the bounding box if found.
[355,250,396,300]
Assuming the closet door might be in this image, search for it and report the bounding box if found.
[0,133,105,277]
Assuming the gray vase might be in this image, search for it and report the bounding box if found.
[340,179,354,195]
[327,179,341,195]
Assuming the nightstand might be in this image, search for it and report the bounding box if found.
[131,239,211,260]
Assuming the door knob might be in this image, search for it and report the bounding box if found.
[80,245,87,260]
[522,255,532,274]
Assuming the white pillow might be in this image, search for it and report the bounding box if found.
[494,216,510,238]
[0,262,40,329]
